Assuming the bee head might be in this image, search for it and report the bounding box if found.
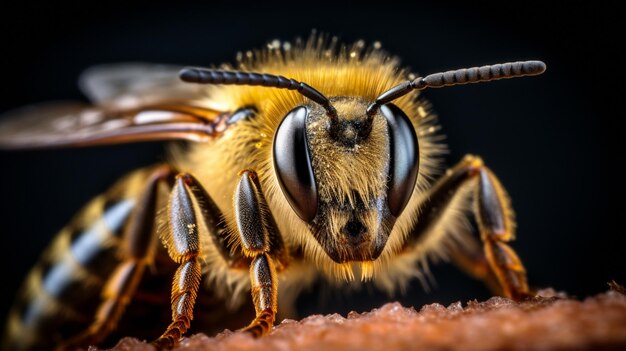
[179,59,545,264]
[273,98,419,263]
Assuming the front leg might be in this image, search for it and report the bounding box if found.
[152,170,285,348]
[235,170,280,337]
[407,155,530,300]
[151,174,205,349]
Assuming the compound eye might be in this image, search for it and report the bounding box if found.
[273,106,318,222]
[381,104,420,217]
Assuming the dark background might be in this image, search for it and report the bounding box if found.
[0,0,624,328]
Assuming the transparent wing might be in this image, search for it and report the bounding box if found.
[78,63,208,106]
[0,101,226,149]
[0,63,228,149]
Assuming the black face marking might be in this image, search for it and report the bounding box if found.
[328,118,372,147]
[273,106,318,222]
[381,104,420,217]
[309,204,395,264]
[342,218,367,245]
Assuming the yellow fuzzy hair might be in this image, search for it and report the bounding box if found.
[173,35,456,297]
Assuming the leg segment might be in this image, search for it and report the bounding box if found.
[407,155,530,300]
[153,172,252,348]
[235,170,280,336]
[245,254,277,336]
[153,169,285,347]
[446,231,504,296]
[56,165,174,350]
[152,174,205,348]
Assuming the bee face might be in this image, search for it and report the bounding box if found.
[274,97,420,263]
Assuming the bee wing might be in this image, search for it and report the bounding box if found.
[0,103,224,149]
[0,63,232,149]
[0,101,226,149]
[78,63,206,106]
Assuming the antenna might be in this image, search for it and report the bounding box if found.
[366,60,546,117]
[180,67,338,120]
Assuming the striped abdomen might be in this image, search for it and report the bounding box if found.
[3,169,149,351]
[3,167,256,351]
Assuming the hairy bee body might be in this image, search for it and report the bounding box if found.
[177,44,447,283]
[1,37,543,350]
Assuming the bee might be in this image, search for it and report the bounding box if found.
[0,36,546,350]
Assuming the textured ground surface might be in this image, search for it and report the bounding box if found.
[97,286,626,351]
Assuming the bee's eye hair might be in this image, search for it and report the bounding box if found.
[366,60,546,118]
[273,106,318,222]
[180,67,338,121]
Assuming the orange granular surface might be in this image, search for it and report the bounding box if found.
[106,289,626,351]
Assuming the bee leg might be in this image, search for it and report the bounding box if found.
[235,170,279,337]
[446,233,505,296]
[151,173,207,349]
[408,155,530,300]
[152,170,286,347]
[56,165,174,351]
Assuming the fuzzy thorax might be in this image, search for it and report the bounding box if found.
[175,37,449,292]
